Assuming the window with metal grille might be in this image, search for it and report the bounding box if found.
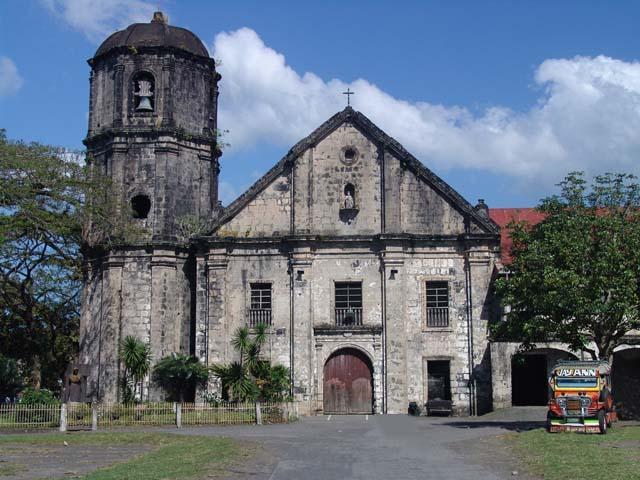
[426,281,449,327]
[335,281,362,326]
[249,283,271,327]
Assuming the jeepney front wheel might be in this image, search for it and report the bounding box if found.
[598,410,608,435]
[546,411,553,433]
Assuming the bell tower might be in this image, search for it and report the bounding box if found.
[85,11,221,238]
[80,12,220,401]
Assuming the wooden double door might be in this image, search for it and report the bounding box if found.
[323,348,373,414]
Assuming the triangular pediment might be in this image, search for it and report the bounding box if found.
[210,107,499,237]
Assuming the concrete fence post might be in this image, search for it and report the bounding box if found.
[59,403,67,432]
[91,404,98,431]
[256,402,262,425]
[176,403,182,428]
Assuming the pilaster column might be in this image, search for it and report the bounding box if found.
[206,251,229,370]
[98,256,124,403]
[290,250,313,412]
[161,58,174,127]
[113,64,125,127]
[381,249,406,413]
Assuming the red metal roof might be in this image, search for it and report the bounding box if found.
[489,208,546,264]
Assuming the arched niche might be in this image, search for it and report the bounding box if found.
[130,71,155,113]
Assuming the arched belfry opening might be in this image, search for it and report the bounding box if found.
[323,348,373,414]
[131,71,155,112]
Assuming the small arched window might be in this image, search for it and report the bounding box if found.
[131,194,151,219]
[132,72,155,112]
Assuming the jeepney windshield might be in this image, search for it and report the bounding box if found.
[555,377,598,388]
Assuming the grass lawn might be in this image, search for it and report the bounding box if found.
[511,425,640,480]
[0,431,248,479]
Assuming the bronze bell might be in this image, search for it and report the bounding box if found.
[135,79,154,111]
[137,96,153,111]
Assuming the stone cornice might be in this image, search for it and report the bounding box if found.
[89,46,217,69]
[195,232,499,248]
[313,325,383,336]
[84,127,216,148]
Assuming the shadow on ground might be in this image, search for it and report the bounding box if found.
[437,406,548,431]
[442,420,546,431]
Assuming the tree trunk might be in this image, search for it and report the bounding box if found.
[31,354,41,390]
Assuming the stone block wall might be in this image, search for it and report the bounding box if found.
[79,246,193,402]
[222,173,292,237]
[400,173,466,235]
[198,240,498,416]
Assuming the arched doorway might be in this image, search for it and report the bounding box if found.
[511,348,577,406]
[323,348,373,414]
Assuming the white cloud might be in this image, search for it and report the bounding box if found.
[218,181,239,206]
[42,0,157,43]
[0,57,23,98]
[213,28,640,185]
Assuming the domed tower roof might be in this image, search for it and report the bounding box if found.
[93,12,209,59]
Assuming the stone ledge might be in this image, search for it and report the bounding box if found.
[313,324,382,336]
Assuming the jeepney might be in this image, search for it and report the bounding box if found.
[547,360,617,434]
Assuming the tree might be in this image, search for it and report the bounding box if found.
[152,354,209,402]
[0,129,135,392]
[119,336,151,402]
[211,324,290,402]
[0,354,23,399]
[494,172,640,360]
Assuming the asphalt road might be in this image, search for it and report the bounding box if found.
[168,411,543,480]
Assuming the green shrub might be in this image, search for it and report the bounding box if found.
[19,387,58,405]
[153,354,209,402]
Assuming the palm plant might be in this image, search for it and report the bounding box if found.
[210,361,258,402]
[211,324,290,402]
[119,336,151,402]
[152,354,209,402]
[212,324,265,402]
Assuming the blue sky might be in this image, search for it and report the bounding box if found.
[3,1,640,207]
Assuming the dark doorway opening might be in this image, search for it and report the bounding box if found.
[512,354,548,406]
[427,360,451,401]
[613,348,640,420]
[323,348,373,414]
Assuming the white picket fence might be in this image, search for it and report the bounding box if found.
[0,401,297,430]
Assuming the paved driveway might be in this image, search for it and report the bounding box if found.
[168,410,544,480]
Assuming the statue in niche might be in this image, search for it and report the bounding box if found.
[135,79,154,111]
[68,368,82,403]
[344,190,355,209]
[340,184,358,224]
[63,364,90,403]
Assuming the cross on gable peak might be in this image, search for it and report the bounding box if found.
[342,88,355,106]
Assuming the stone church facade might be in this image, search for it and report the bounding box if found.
[80,13,503,415]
